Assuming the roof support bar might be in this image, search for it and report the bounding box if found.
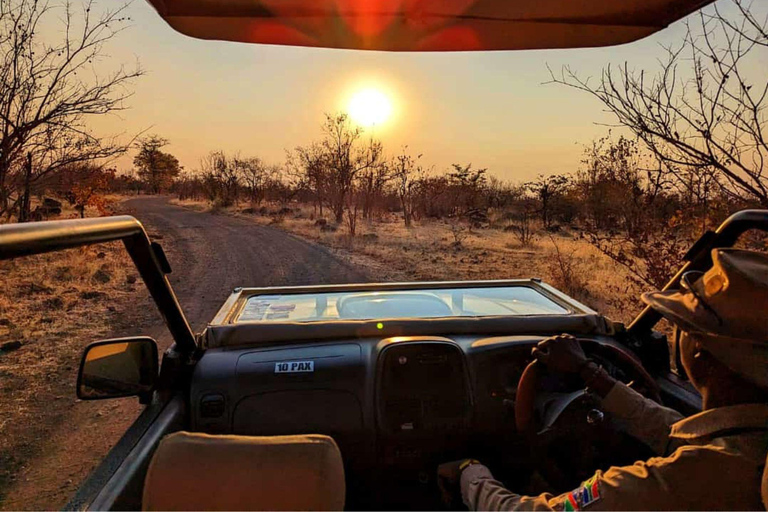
[0,215,197,353]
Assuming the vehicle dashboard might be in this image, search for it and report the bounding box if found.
[189,334,632,508]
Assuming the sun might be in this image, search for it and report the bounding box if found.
[347,88,392,127]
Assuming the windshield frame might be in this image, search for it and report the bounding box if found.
[211,279,597,326]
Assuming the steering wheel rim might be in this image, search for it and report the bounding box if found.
[514,338,661,435]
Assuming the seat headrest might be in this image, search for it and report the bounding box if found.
[142,432,345,511]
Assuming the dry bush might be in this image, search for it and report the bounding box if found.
[546,236,590,303]
[586,215,691,289]
[505,213,537,247]
[448,218,468,247]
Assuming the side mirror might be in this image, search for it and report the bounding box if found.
[77,337,159,400]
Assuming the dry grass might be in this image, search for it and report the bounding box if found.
[0,200,146,502]
[174,199,652,324]
[169,197,213,212]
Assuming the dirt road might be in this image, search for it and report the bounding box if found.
[121,196,369,334]
[1,196,368,510]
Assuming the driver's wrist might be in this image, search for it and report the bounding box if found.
[582,364,617,398]
[579,360,600,383]
[577,359,597,378]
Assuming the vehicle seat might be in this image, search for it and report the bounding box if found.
[142,432,345,511]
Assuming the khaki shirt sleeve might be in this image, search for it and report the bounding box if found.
[601,382,685,455]
[461,464,561,511]
[461,447,730,511]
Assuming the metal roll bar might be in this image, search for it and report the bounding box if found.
[0,216,196,352]
[629,209,768,334]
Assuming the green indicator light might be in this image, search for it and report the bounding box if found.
[376,322,384,330]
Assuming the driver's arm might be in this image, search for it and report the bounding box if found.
[461,446,722,511]
[460,463,562,511]
[598,375,685,455]
[534,335,685,456]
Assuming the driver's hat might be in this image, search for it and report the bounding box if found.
[642,248,768,388]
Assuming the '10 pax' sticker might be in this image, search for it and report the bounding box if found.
[275,361,314,373]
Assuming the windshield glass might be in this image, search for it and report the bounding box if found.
[237,286,569,323]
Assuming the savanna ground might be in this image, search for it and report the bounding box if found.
[0,198,163,509]
[171,197,648,324]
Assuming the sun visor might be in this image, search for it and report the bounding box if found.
[145,0,714,51]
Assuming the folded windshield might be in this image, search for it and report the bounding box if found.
[236,286,569,323]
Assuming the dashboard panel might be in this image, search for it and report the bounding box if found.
[376,339,471,436]
[190,335,554,441]
[188,332,638,508]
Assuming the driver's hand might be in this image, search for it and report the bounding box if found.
[532,334,588,374]
[437,460,469,508]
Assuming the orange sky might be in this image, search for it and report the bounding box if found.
[76,0,766,183]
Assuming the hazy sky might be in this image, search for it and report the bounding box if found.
[81,0,764,182]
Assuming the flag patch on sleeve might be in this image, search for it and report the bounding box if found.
[563,475,601,511]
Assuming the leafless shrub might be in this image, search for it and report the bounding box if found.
[507,214,536,247]
[547,236,589,302]
[448,217,468,247]
[504,199,539,247]
[586,215,691,289]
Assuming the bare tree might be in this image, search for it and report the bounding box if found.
[525,174,569,229]
[344,189,361,237]
[288,143,328,217]
[715,0,768,47]
[319,113,383,223]
[134,135,181,194]
[549,0,768,206]
[0,0,142,218]
[236,156,268,207]
[199,151,239,207]
[358,158,391,221]
[392,147,423,227]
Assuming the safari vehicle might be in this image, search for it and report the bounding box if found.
[2,0,760,510]
[4,212,768,510]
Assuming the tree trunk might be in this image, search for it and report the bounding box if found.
[400,196,412,227]
[333,199,345,224]
[0,160,7,216]
[18,153,33,223]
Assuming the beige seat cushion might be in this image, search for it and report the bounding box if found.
[142,432,345,511]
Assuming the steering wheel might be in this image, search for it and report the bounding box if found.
[514,338,661,490]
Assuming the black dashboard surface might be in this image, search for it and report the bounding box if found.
[189,334,574,448]
[186,332,697,510]
[187,334,655,509]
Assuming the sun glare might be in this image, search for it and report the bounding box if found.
[348,88,392,127]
